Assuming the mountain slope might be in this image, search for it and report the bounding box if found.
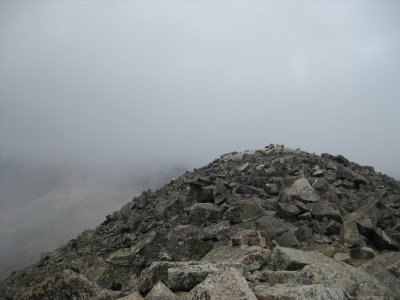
[1,144,399,299]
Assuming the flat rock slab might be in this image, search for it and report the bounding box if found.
[300,262,393,298]
[201,245,270,272]
[138,261,221,293]
[186,268,257,300]
[362,251,400,296]
[271,246,332,270]
[253,283,348,300]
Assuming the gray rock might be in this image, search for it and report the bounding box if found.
[16,269,113,300]
[326,219,341,235]
[255,216,288,243]
[199,221,230,241]
[300,262,393,298]
[340,221,363,247]
[231,230,267,248]
[213,178,229,205]
[350,246,375,260]
[275,231,299,248]
[201,245,270,273]
[337,165,368,187]
[307,201,342,222]
[138,261,220,293]
[106,248,136,266]
[253,283,348,300]
[285,178,320,202]
[186,268,257,300]
[186,203,223,226]
[117,291,144,300]
[277,202,301,219]
[264,183,279,195]
[144,281,177,300]
[223,198,266,224]
[271,247,332,271]
[362,251,400,296]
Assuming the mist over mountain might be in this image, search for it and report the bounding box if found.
[0,0,400,292]
[0,161,187,279]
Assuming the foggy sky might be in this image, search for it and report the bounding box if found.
[0,0,400,280]
[1,0,400,177]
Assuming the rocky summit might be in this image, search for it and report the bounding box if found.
[1,144,400,300]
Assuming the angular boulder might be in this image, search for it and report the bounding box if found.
[186,268,257,300]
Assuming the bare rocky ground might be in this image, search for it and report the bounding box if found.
[1,144,399,299]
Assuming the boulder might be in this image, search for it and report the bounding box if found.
[255,216,289,243]
[15,269,113,300]
[185,203,224,225]
[223,199,266,224]
[253,283,348,300]
[307,201,342,222]
[276,202,301,219]
[231,230,267,248]
[300,262,393,298]
[137,261,220,293]
[337,165,368,187]
[199,221,230,241]
[186,268,257,300]
[271,247,331,271]
[117,291,144,300]
[340,221,363,247]
[362,251,400,296]
[284,178,320,202]
[201,245,270,273]
[144,281,177,300]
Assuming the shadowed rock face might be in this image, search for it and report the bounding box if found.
[1,144,400,299]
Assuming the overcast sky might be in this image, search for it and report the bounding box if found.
[0,0,399,177]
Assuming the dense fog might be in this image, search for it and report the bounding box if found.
[0,0,399,278]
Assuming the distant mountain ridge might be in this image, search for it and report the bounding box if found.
[1,144,399,299]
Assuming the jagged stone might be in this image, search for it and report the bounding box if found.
[117,291,144,300]
[307,200,342,222]
[137,261,221,293]
[199,221,230,241]
[106,248,136,266]
[274,231,299,248]
[201,245,270,273]
[255,216,288,243]
[337,165,368,187]
[185,203,224,226]
[144,281,177,300]
[362,252,400,296]
[340,221,363,247]
[284,178,320,202]
[223,198,266,224]
[276,202,301,219]
[300,262,393,298]
[248,270,303,285]
[253,283,348,300]
[186,268,257,300]
[271,247,332,270]
[231,230,267,248]
[15,269,113,300]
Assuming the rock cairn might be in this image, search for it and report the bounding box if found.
[1,144,400,299]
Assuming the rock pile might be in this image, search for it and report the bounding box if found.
[1,144,399,299]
